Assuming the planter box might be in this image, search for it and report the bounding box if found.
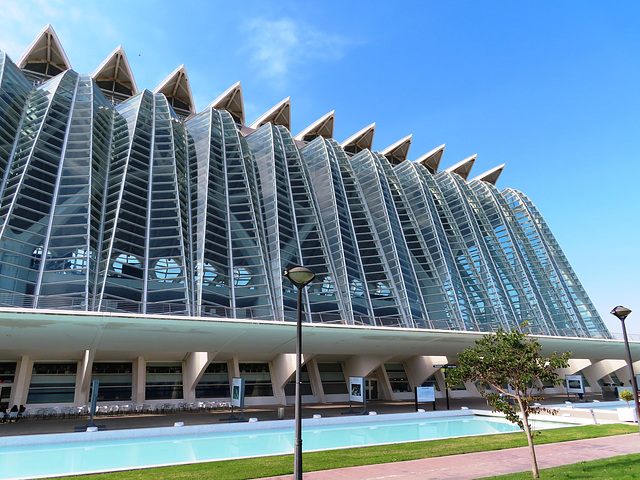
[617,407,638,422]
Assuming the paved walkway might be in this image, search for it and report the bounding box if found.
[255,434,640,480]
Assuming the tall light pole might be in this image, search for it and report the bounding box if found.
[611,306,640,434]
[284,266,315,480]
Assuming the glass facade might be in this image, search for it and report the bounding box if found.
[0,46,610,339]
[27,362,77,404]
[145,362,183,400]
[91,362,133,402]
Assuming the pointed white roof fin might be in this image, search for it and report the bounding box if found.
[470,164,505,185]
[208,81,244,124]
[91,46,138,99]
[18,24,72,78]
[444,154,477,180]
[415,144,445,173]
[294,110,335,142]
[249,97,291,130]
[341,123,375,154]
[153,64,196,117]
[381,134,412,165]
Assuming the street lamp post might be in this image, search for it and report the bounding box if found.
[611,306,640,434]
[284,266,315,480]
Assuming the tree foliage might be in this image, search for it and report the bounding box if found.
[445,324,571,478]
[446,325,570,427]
[619,389,634,404]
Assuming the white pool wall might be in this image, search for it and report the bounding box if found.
[1,408,582,448]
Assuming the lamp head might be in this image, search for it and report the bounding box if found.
[284,266,315,288]
[611,305,632,321]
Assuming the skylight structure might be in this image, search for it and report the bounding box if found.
[153,65,196,120]
[17,24,71,85]
[295,111,335,142]
[92,46,138,105]
[250,97,291,130]
[208,82,244,125]
[341,123,375,155]
[415,144,445,174]
[381,134,412,165]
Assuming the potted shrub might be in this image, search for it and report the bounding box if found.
[617,389,637,422]
[619,389,634,406]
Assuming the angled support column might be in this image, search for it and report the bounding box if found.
[183,352,217,402]
[228,358,240,385]
[612,360,640,387]
[132,356,145,404]
[373,365,394,401]
[343,355,392,380]
[270,353,316,405]
[10,355,32,406]
[554,359,592,394]
[306,358,325,404]
[582,359,627,393]
[405,355,449,390]
[76,349,96,405]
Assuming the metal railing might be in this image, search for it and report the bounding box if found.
[610,332,640,342]
[0,292,619,339]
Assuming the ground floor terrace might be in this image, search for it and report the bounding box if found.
[0,309,638,411]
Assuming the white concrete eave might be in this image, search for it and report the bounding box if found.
[341,123,375,153]
[18,24,72,72]
[381,134,412,164]
[91,46,138,95]
[415,144,445,173]
[444,154,477,180]
[294,110,335,142]
[469,164,505,185]
[208,81,245,124]
[249,97,291,130]
[0,309,634,362]
[153,64,196,114]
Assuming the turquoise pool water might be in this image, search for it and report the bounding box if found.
[0,414,570,480]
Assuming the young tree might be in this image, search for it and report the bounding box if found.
[446,325,570,479]
[619,388,634,406]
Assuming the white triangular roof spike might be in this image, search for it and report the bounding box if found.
[249,97,291,130]
[91,46,138,95]
[415,143,445,173]
[18,24,72,73]
[341,123,375,151]
[444,154,477,180]
[153,64,196,114]
[208,81,245,124]
[381,134,412,164]
[470,164,505,185]
[294,110,335,142]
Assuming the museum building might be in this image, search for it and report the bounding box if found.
[0,25,634,410]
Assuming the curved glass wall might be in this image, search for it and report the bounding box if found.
[0,50,611,339]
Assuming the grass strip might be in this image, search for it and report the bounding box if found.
[486,452,640,479]
[49,424,636,480]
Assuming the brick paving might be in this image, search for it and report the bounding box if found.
[254,434,640,480]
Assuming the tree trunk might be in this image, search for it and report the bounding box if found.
[517,396,539,479]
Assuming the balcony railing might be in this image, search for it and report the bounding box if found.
[0,292,618,339]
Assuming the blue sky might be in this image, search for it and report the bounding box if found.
[1,0,638,335]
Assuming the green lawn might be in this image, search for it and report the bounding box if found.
[487,453,640,479]
[47,424,636,480]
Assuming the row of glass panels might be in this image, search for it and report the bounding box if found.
[0,52,610,338]
[0,361,412,404]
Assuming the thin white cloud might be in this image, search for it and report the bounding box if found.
[243,17,355,82]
